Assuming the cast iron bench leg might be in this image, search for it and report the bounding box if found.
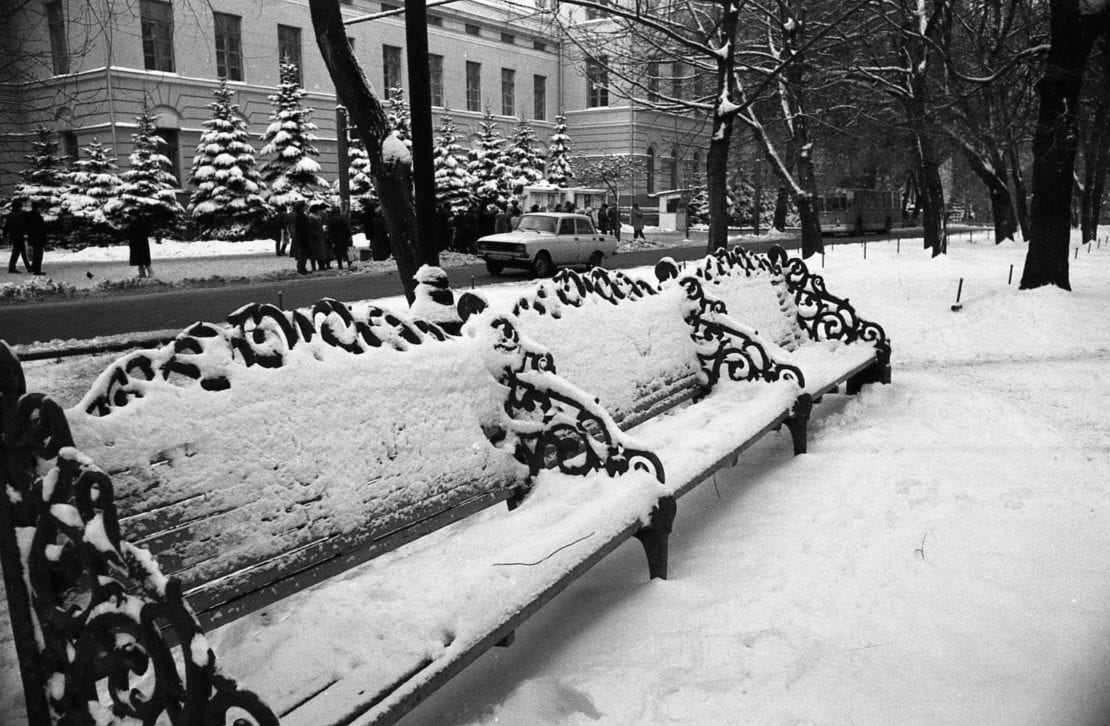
[635,495,677,580]
[786,393,813,456]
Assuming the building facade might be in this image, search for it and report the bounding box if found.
[0,0,711,207]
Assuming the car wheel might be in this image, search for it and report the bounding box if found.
[485,260,505,275]
[588,251,604,269]
[853,217,864,236]
[531,251,555,278]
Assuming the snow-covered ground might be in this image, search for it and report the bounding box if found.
[2,231,1109,725]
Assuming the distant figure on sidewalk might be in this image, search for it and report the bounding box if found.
[326,205,353,269]
[4,198,31,273]
[25,200,48,275]
[127,217,154,278]
[597,203,609,235]
[608,204,621,241]
[291,201,313,274]
[630,202,646,240]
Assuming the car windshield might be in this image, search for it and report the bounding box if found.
[516,215,558,233]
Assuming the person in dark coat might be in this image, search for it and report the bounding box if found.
[597,203,609,234]
[308,203,331,270]
[434,203,453,252]
[4,198,31,273]
[326,205,353,269]
[493,205,511,234]
[290,201,313,274]
[630,202,647,240]
[25,201,48,275]
[369,206,392,261]
[608,204,622,241]
[127,216,154,278]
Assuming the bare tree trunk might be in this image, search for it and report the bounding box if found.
[773,187,790,231]
[916,134,947,256]
[1021,0,1105,290]
[796,144,824,258]
[1081,43,1110,243]
[1007,144,1031,240]
[961,147,1017,243]
[706,116,734,252]
[308,0,419,302]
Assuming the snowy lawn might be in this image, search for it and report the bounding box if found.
[2,232,1110,725]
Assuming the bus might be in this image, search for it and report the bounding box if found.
[817,188,901,235]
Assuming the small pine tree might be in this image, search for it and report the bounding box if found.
[15,126,68,219]
[433,112,476,214]
[61,138,122,228]
[506,117,546,194]
[386,87,412,144]
[105,109,184,232]
[546,114,574,187]
[189,79,270,239]
[344,133,377,215]
[259,62,329,212]
[468,109,511,207]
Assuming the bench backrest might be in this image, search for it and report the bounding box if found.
[65,300,527,628]
[510,268,702,429]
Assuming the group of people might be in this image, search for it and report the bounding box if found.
[280,200,355,274]
[4,199,47,275]
[587,202,647,241]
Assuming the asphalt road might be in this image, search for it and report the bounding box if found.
[0,227,942,347]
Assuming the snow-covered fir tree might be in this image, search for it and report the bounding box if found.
[467,109,512,207]
[105,109,184,231]
[546,115,574,187]
[61,138,121,228]
[432,112,475,213]
[259,62,329,211]
[506,117,545,193]
[344,132,377,214]
[14,126,68,218]
[386,87,412,145]
[188,79,269,239]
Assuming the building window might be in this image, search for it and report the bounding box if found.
[427,14,443,27]
[46,1,69,75]
[465,23,480,36]
[429,54,444,106]
[501,68,515,117]
[140,0,175,72]
[670,148,679,190]
[672,61,685,99]
[278,25,302,84]
[466,61,482,112]
[647,61,659,102]
[159,128,181,183]
[533,40,547,52]
[533,75,547,121]
[501,32,515,44]
[60,131,78,163]
[383,45,403,91]
[213,12,243,81]
[646,147,655,194]
[587,56,609,108]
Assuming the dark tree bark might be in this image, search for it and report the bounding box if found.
[1081,43,1110,243]
[1007,144,1031,240]
[915,134,948,256]
[1021,0,1106,290]
[706,116,735,251]
[308,0,420,302]
[960,146,1017,243]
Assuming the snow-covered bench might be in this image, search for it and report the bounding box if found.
[0,297,669,726]
[0,251,890,726]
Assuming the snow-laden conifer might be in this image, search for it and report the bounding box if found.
[506,117,546,194]
[433,112,476,213]
[545,114,574,187]
[61,138,121,227]
[467,109,511,207]
[189,79,269,239]
[14,126,68,218]
[105,109,184,231]
[344,134,376,214]
[386,87,412,145]
[259,62,329,212]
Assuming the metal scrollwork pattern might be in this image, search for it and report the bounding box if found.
[766,245,892,365]
[479,314,665,485]
[0,342,278,726]
[82,298,453,416]
[678,276,806,391]
[512,267,659,318]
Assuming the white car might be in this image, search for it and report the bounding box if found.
[476,212,619,277]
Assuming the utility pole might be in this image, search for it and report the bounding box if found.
[405,0,439,266]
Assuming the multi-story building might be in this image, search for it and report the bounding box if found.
[0,0,710,207]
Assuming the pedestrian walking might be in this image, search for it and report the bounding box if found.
[127,216,154,278]
[291,201,313,274]
[631,202,647,240]
[309,202,332,270]
[494,205,512,234]
[597,203,609,234]
[326,205,353,268]
[25,201,48,275]
[4,198,31,273]
[608,204,622,241]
